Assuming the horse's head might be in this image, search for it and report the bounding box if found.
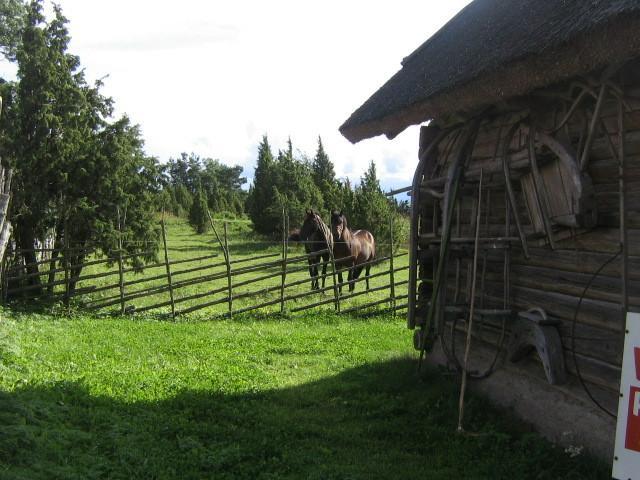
[299,209,320,241]
[331,210,347,241]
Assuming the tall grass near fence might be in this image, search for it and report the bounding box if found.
[2,215,410,319]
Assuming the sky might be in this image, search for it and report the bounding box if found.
[0,0,472,191]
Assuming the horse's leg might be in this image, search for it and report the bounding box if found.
[337,270,343,294]
[352,267,364,292]
[308,258,316,290]
[348,267,356,292]
[365,265,371,290]
[313,259,320,290]
[321,255,328,290]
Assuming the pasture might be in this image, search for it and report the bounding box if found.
[0,218,608,479]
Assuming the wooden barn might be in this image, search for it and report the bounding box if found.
[340,0,640,458]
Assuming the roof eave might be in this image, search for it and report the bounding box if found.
[340,16,640,144]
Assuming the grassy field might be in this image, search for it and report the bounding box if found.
[0,311,607,480]
[60,215,410,319]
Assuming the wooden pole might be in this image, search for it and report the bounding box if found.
[116,208,126,315]
[161,217,176,319]
[457,169,483,433]
[1,254,7,307]
[280,210,287,314]
[63,218,70,310]
[329,236,340,313]
[388,214,396,316]
[224,221,232,318]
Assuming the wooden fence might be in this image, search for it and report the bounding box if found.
[1,216,409,320]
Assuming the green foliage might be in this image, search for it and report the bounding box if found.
[164,152,246,217]
[0,313,608,479]
[0,0,25,60]
[188,188,209,234]
[349,161,404,252]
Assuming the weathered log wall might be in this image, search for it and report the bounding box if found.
[414,60,640,410]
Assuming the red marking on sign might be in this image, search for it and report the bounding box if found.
[626,386,640,452]
[635,347,640,381]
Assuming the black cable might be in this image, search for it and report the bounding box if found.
[570,248,621,419]
[446,311,507,379]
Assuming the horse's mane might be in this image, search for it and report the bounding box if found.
[310,212,333,249]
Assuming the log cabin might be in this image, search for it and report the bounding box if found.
[340,0,640,459]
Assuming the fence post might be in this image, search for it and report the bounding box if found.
[161,217,176,319]
[0,254,5,306]
[389,215,396,316]
[224,221,233,318]
[206,210,232,316]
[116,208,126,315]
[280,210,287,314]
[329,245,340,314]
[63,219,70,310]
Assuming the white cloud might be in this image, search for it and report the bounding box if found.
[1,0,472,191]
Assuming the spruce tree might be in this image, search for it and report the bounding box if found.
[311,136,340,212]
[246,135,275,233]
[189,187,209,234]
[352,161,398,253]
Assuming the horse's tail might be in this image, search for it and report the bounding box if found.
[368,231,376,260]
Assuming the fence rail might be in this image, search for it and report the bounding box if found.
[2,214,409,320]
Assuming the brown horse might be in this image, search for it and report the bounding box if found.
[330,211,375,293]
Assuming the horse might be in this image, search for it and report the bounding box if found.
[330,211,375,293]
[289,210,333,290]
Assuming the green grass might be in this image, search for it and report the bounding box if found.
[0,311,607,479]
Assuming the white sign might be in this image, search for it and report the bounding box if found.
[613,312,640,480]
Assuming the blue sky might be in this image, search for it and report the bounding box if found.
[0,0,472,192]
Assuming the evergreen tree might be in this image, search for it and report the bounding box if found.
[311,136,334,184]
[246,135,275,233]
[189,187,209,234]
[352,161,400,253]
[247,136,323,236]
[1,0,161,291]
[311,136,340,212]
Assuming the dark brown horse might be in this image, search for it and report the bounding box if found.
[330,211,375,293]
[289,210,333,290]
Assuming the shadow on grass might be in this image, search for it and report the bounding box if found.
[0,359,607,480]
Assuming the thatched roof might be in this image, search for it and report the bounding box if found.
[340,0,640,143]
